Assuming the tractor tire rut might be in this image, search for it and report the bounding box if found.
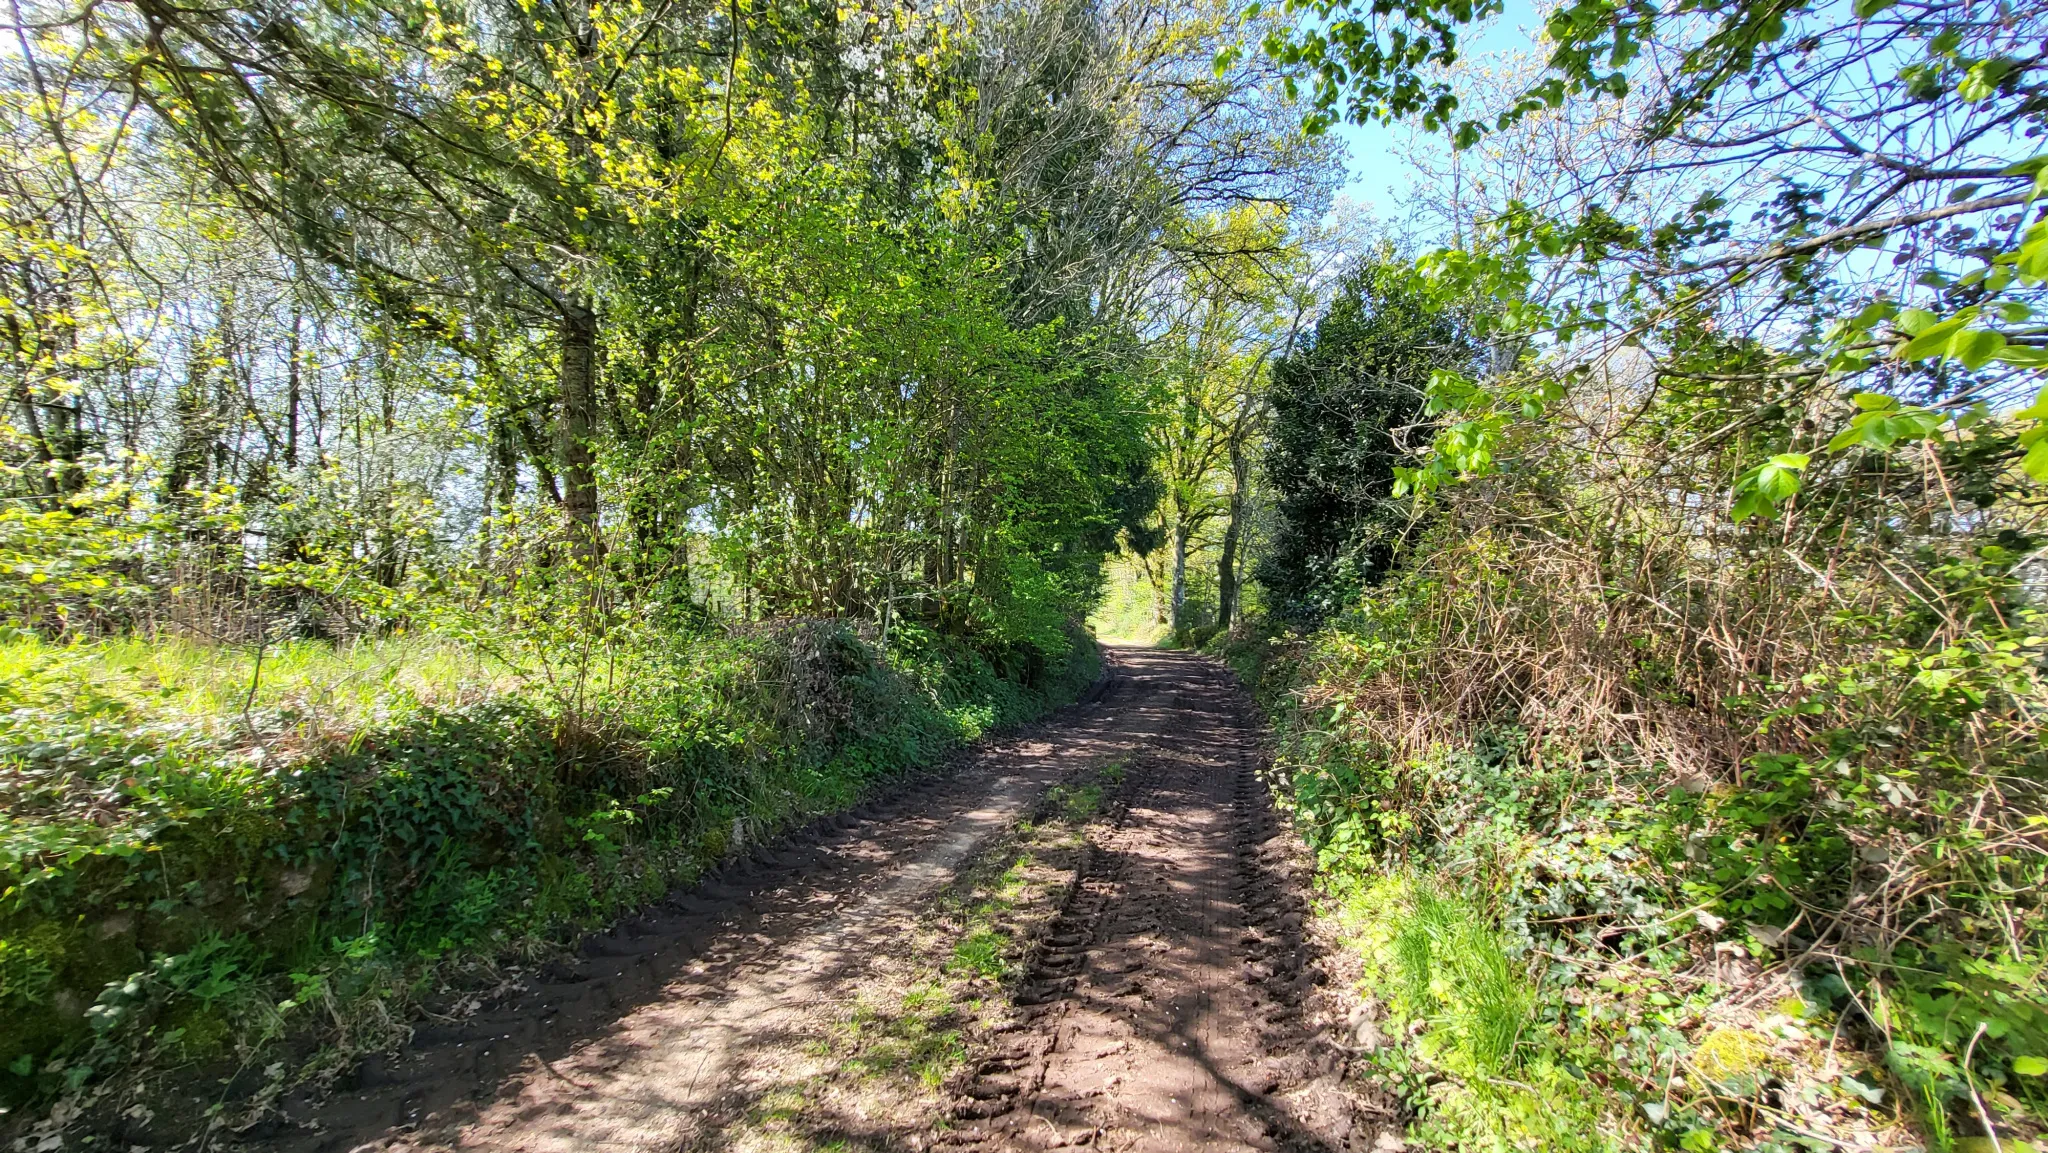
[939,654,1389,1153]
[244,647,1382,1153]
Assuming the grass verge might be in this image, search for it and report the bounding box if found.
[0,619,1100,1133]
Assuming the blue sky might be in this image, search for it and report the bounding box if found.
[1327,0,1542,213]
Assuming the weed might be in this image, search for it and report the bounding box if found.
[841,985,966,1088]
[950,930,1009,982]
[1042,783,1103,822]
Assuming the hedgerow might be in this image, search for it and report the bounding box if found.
[1221,389,2048,1148]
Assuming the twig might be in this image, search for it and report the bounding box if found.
[242,614,268,732]
[526,1051,597,1090]
[1962,1021,2003,1153]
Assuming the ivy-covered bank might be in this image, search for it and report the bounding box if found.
[0,623,1098,1109]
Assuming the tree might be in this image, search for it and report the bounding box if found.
[1251,0,2048,1136]
[1256,245,1471,622]
[0,0,1327,658]
[79,0,742,545]
[1137,207,1299,632]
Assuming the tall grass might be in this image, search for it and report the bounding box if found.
[1382,879,1533,1076]
[0,632,510,737]
[1323,866,1619,1151]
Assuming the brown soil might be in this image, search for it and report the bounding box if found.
[215,647,1388,1153]
[939,650,1393,1153]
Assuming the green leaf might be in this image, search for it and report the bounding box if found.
[2024,437,2048,481]
[1730,453,1809,522]
[2014,385,2048,421]
[1949,328,2007,370]
[1997,345,2048,367]
[1851,300,1898,329]
[2015,1056,2048,1076]
[1959,57,2017,102]
[2019,233,2048,280]
[1898,317,1969,360]
[1893,307,1938,336]
[1828,421,1880,452]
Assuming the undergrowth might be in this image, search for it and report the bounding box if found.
[0,618,1099,1120]
[1220,522,2045,1153]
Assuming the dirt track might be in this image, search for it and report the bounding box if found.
[255,647,1387,1153]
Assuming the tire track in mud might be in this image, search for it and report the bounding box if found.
[238,664,1140,1153]
[189,648,1380,1153]
[941,657,1392,1153]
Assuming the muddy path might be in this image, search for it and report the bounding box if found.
[233,647,1385,1153]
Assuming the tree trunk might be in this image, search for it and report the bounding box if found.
[515,413,564,505]
[1170,519,1190,633]
[1217,501,1241,631]
[1217,437,1250,630]
[1132,538,1166,624]
[284,308,301,470]
[165,335,218,505]
[557,304,602,550]
[13,377,57,507]
[478,413,519,568]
